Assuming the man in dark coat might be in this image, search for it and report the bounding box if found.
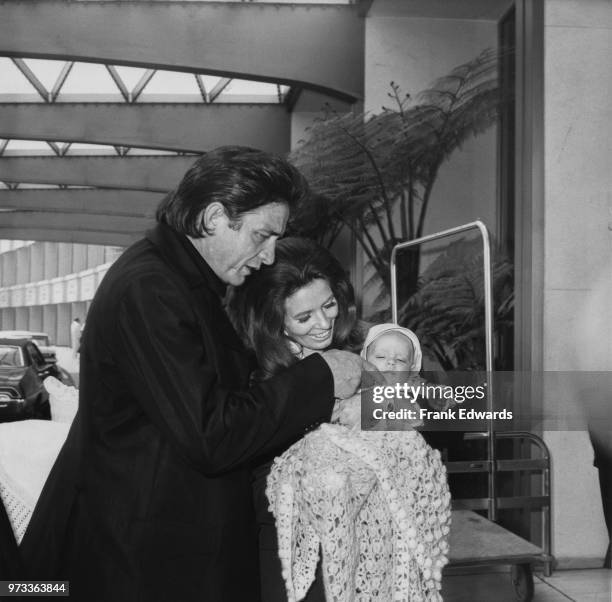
[21,147,364,601]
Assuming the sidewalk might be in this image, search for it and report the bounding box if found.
[443,568,611,601]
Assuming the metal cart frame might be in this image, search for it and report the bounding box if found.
[390,221,553,601]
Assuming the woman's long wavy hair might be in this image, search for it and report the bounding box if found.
[227,237,362,378]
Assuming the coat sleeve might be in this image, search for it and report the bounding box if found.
[111,273,334,475]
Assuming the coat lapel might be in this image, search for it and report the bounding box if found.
[146,223,249,353]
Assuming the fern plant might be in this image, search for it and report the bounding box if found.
[289,49,502,308]
[396,238,514,371]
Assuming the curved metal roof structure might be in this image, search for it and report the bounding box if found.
[0,0,366,245]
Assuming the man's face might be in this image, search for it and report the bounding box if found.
[193,202,289,286]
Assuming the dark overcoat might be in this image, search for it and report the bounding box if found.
[20,223,334,602]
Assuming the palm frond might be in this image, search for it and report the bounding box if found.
[289,49,508,326]
[397,238,513,370]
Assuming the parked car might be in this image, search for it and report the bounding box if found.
[0,338,71,422]
[0,330,57,363]
[0,330,74,387]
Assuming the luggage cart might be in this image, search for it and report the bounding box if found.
[390,221,553,601]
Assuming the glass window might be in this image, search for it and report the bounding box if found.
[26,342,45,368]
[0,345,22,367]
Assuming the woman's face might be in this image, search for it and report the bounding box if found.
[284,278,339,352]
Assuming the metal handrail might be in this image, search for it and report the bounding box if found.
[390,221,496,519]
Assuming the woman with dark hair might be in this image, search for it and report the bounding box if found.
[229,237,362,379]
[228,237,363,601]
[229,237,451,602]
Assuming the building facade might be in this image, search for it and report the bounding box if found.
[0,240,122,345]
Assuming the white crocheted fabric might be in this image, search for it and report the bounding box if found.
[0,419,70,543]
[0,465,33,544]
[266,424,451,602]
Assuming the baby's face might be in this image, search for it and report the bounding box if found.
[366,331,414,372]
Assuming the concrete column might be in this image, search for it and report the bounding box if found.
[42,305,58,346]
[57,243,73,278]
[29,306,43,331]
[30,243,45,282]
[16,246,30,285]
[1,252,17,287]
[104,246,123,264]
[542,0,612,567]
[43,242,59,280]
[15,307,28,329]
[1,308,16,330]
[86,245,105,270]
[72,244,87,273]
[56,303,71,347]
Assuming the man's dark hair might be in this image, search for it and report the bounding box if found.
[227,237,363,378]
[156,146,310,237]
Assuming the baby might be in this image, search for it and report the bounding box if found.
[360,324,425,430]
[361,323,422,375]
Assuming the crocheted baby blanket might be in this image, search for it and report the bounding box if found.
[0,419,69,543]
[266,424,451,602]
[0,378,74,543]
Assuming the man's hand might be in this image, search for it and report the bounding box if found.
[320,349,369,399]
